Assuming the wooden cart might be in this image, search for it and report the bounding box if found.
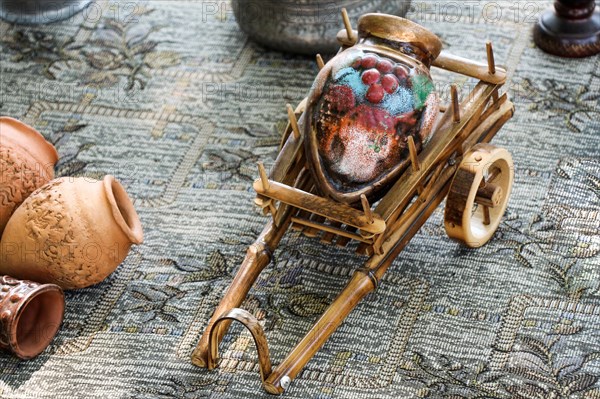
[191,11,515,395]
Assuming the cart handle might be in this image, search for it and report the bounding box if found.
[207,308,274,386]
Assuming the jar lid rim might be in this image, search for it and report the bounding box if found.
[358,14,443,61]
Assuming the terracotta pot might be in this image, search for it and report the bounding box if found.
[304,14,442,204]
[0,176,144,290]
[0,117,58,236]
[0,275,64,359]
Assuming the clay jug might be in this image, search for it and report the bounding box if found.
[0,176,143,290]
[304,14,442,204]
[0,275,64,359]
[0,117,59,236]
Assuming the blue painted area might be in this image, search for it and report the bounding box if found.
[334,67,368,99]
[381,86,414,115]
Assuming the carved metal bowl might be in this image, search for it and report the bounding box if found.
[0,0,92,24]
[232,0,412,55]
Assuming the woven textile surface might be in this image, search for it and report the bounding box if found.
[1,1,600,398]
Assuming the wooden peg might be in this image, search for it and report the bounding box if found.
[286,104,301,140]
[257,162,270,191]
[483,206,491,225]
[407,134,424,196]
[316,54,325,71]
[360,194,374,224]
[486,41,496,75]
[341,8,355,42]
[407,136,420,172]
[451,84,460,123]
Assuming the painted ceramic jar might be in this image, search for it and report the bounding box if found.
[0,176,144,290]
[305,14,442,204]
[0,117,59,236]
[0,275,64,359]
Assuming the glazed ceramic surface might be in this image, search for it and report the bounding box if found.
[0,275,64,359]
[304,15,441,204]
[0,176,143,290]
[0,117,58,236]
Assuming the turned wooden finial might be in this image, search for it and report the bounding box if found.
[286,104,301,140]
[486,41,496,75]
[451,84,460,123]
[407,136,420,172]
[533,0,600,58]
[316,54,325,71]
[360,194,374,224]
[257,161,270,191]
[341,8,355,42]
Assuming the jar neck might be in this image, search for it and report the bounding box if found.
[359,35,435,68]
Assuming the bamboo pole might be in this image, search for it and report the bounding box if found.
[341,8,355,42]
[486,41,496,75]
[258,162,270,191]
[360,194,374,224]
[191,208,295,367]
[316,54,325,70]
[407,136,420,172]
[451,84,460,123]
[286,104,301,140]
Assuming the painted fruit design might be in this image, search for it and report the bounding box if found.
[308,49,438,201]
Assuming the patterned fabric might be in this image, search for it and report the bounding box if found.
[1,1,599,398]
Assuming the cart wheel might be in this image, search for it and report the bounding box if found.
[444,143,514,248]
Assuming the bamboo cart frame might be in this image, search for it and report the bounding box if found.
[192,11,515,395]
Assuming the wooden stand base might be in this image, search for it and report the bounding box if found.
[534,0,600,58]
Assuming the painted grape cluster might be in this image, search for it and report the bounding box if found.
[352,54,407,104]
[309,49,438,197]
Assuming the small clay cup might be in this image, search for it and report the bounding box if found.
[0,117,59,236]
[0,176,143,290]
[0,275,64,359]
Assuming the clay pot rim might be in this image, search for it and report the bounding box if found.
[357,13,443,61]
[0,116,59,165]
[9,283,65,359]
[103,175,144,245]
